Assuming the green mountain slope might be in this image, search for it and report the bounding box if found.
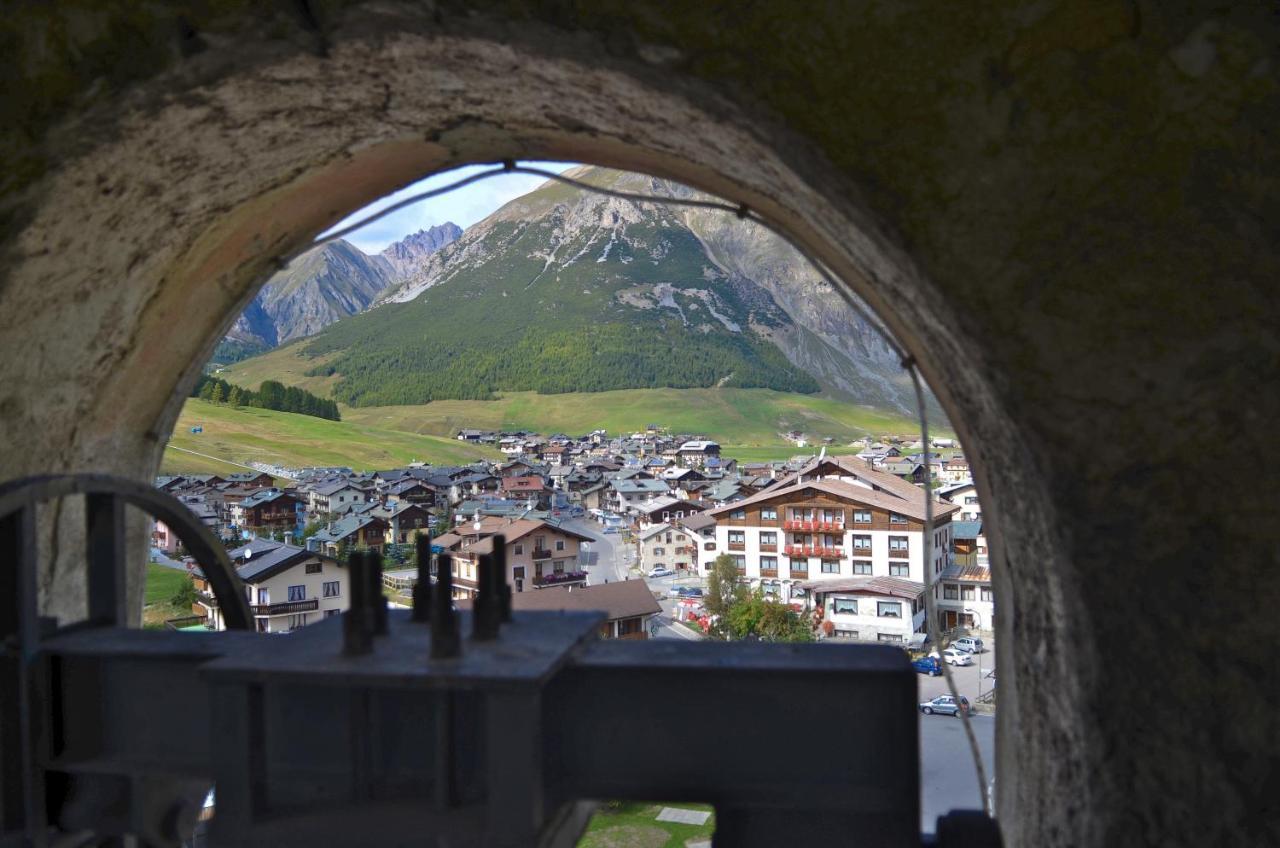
[164,399,499,475]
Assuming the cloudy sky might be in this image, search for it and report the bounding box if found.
[319,160,579,254]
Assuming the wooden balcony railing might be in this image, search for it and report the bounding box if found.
[533,571,588,587]
[759,568,779,578]
[252,599,318,617]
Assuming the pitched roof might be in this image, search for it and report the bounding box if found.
[941,563,991,583]
[637,523,671,541]
[228,539,336,582]
[798,575,925,599]
[705,477,959,522]
[503,579,661,621]
[951,520,984,540]
[677,512,717,533]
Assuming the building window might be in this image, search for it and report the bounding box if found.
[323,581,340,598]
[889,536,909,552]
[760,556,777,571]
[514,543,524,555]
[944,583,959,600]
[324,609,339,618]
[287,585,306,602]
[727,530,746,546]
[877,601,902,618]
[729,509,746,520]
[789,558,808,574]
[890,513,907,524]
[853,510,872,523]
[289,613,309,630]
[834,629,858,639]
[965,496,979,505]
[961,585,976,601]
[877,633,904,643]
[513,566,525,580]
[759,531,777,546]
[653,547,665,556]
[761,507,778,520]
[853,535,872,550]
[704,542,716,551]
[305,562,322,574]
[821,560,840,574]
[556,539,565,551]
[833,598,858,615]
[889,562,909,577]
[853,560,872,575]
[732,555,746,572]
[980,586,994,602]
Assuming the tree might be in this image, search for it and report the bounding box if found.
[724,588,813,642]
[704,553,744,618]
[227,386,244,407]
[208,381,225,404]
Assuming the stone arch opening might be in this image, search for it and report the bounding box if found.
[1,18,1088,846]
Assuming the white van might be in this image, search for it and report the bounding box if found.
[952,636,985,654]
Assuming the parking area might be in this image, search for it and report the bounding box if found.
[917,649,996,707]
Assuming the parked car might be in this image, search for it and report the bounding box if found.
[919,695,971,717]
[912,656,942,676]
[648,566,674,578]
[952,636,985,654]
[939,648,974,666]
[678,587,704,598]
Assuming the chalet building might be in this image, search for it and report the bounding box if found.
[501,475,548,504]
[194,539,346,633]
[677,440,721,468]
[370,501,434,545]
[308,514,390,556]
[942,456,971,483]
[806,576,927,643]
[637,523,697,573]
[384,479,435,508]
[936,562,994,633]
[224,471,275,489]
[434,517,594,598]
[939,481,982,521]
[231,489,300,537]
[307,480,366,516]
[609,478,670,513]
[702,463,958,604]
[632,495,709,529]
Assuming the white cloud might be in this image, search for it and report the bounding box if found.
[318,161,579,255]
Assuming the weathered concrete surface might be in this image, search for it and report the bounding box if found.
[1,3,1277,847]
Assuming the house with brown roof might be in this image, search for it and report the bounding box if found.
[462,579,661,640]
[702,463,959,605]
[435,517,595,597]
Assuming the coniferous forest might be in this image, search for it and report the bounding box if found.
[191,374,341,421]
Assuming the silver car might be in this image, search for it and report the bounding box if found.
[919,695,971,717]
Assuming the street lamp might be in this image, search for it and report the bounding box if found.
[965,608,984,700]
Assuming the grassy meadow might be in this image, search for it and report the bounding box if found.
[163,399,500,476]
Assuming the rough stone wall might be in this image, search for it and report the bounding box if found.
[1,3,1277,847]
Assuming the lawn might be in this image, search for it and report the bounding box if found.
[143,562,195,629]
[577,802,715,848]
[163,398,500,475]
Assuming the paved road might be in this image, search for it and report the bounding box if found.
[920,713,995,831]
[560,519,632,584]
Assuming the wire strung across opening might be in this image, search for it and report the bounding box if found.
[300,160,992,815]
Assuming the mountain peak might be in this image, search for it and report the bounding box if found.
[381,223,463,266]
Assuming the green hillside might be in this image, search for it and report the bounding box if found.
[219,345,947,459]
[163,399,499,475]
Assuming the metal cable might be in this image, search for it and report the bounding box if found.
[305,160,990,813]
[909,365,991,815]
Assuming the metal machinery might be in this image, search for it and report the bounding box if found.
[0,475,1001,847]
